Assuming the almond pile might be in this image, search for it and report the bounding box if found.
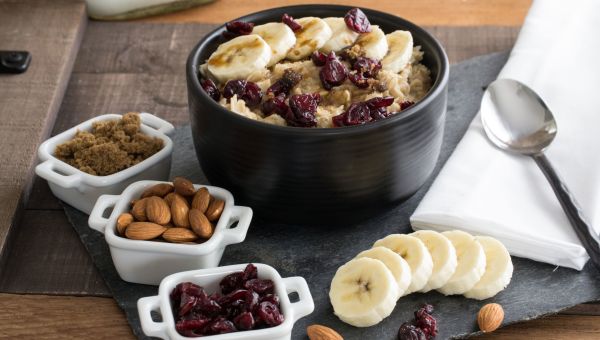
[116,177,225,244]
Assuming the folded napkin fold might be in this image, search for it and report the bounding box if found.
[410,0,600,270]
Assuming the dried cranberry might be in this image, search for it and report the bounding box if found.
[223,20,254,39]
[242,263,258,281]
[332,102,372,127]
[179,293,198,316]
[311,51,327,66]
[260,294,280,306]
[352,57,382,78]
[256,301,284,327]
[286,93,320,127]
[400,101,415,110]
[200,78,221,101]
[415,304,437,339]
[344,8,372,33]
[223,80,263,107]
[178,329,202,337]
[220,272,244,295]
[319,52,347,90]
[244,279,275,295]
[176,318,210,332]
[207,318,237,334]
[282,13,302,31]
[233,312,255,330]
[398,322,427,340]
[262,93,288,117]
[194,295,222,317]
[267,69,302,96]
[348,72,370,88]
[366,96,394,109]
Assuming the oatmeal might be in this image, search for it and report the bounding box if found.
[199,8,432,128]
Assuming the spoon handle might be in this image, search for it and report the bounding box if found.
[533,153,600,270]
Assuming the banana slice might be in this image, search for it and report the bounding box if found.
[252,22,296,67]
[354,25,388,61]
[411,230,457,292]
[329,257,399,327]
[464,236,513,300]
[437,230,486,295]
[287,17,333,61]
[207,34,271,83]
[373,234,433,294]
[356,247,412,299]
[320,17,360,53]
[382,30,414,73]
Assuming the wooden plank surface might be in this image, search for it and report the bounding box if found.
[138,0,533,26]
[0,0,87,270]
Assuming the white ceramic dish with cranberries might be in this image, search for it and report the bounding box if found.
[138,263,314,340]
[88,180,253,285]
[36,113,175,214]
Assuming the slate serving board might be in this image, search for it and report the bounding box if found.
[62,51,600,339]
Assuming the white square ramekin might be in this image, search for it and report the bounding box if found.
[35,113,175,214]
[87,180,253,285]
[137,263,314,340]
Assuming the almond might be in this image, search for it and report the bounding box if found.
[171,193,190,228]
[163,192,176,207]
[125,222,167,240]
[163,227,198,243]
[477,303,504,333]
[205,197,225,222]
[145,196,171,225]
[141,183,174,198]
[191,187,211,213]
[307,324,343,340]
[131,198,148,221]
[116,213,133,235]
[173,176,196,196]
[189,209,213,238]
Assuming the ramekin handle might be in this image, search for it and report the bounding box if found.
[35,159,82,188]
[281,276,314,323]
[139,112,175,136]
[221,206,253,246]
[138,296,168,339]
[88,194,120,233]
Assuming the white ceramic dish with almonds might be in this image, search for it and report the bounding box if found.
[138,263,314,340]
[35,113,175,214]
[88,180,253,285]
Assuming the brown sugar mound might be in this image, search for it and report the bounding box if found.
[54,112,164,176]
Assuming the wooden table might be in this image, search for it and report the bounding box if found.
[1,0,599,339]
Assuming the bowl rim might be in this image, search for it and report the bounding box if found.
[186,4,449,135]
[36,113,174,186]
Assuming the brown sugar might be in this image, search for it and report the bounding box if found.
[54,112,164,176]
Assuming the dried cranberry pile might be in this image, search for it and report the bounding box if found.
[171,264,284,337]
[397,304,438,340]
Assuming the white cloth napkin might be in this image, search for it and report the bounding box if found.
[410,0,600,270]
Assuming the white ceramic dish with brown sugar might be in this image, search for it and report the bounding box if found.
[88,180,253,285]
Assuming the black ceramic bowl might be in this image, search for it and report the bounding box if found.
[186,5,449,224]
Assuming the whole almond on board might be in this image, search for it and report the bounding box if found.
[131,198,148,221]
[205,198,225,222]
[145,196,171,225]
[189,209,213,238]
[173,176,196,196]
[116,213,133,235]
[171,193,190,228]
[307,324,343,340]
[163,192,176,206]
[191,187,211,213]
[477,303,504,333]
[125,222,167,240]
[141,183,174,198]
[163,227,198,243]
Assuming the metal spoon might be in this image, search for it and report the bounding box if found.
[481,78,600,270]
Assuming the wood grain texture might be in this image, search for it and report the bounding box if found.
[0,0,87,268]
[0,294,597,340]
[138,0,533,26]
